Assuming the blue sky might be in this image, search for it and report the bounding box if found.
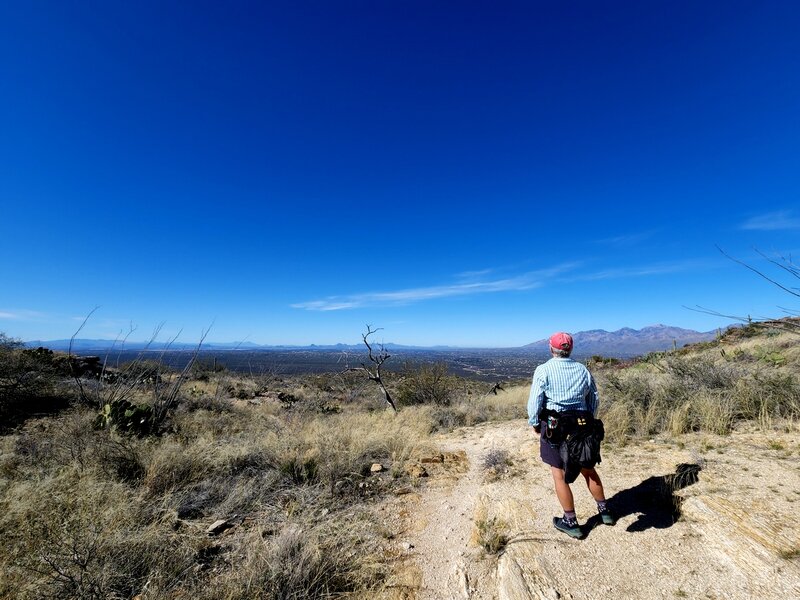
[1,1,799,347]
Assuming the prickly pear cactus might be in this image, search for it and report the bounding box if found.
[95,399,153,435]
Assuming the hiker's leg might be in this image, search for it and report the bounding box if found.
[551,466,574,511]
[581,467,606,501]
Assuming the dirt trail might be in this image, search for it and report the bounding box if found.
[384,420,800,600]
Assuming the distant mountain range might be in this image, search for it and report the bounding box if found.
[27,324,718,357]
[524,324,717,357]
[24,339,457,353]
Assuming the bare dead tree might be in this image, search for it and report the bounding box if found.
[343,325,398,412]
[488,381,505,396]
[684,247,800,334]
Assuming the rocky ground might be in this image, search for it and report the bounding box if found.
[377,419,800,600]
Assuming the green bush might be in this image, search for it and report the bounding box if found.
[0,334,67,424]
[397,362,459,406]
[191,358,226,381]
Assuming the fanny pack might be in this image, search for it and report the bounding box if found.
[539,409,599,445]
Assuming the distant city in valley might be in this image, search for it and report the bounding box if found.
[26,324,720,381]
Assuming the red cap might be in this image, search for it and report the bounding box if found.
[549,332,573,351]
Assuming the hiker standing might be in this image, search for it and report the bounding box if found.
[528,332,615,538]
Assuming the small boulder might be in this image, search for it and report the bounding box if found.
[443,451,467,464]
[420,453,444,464]
[370,463,384,473]
[404,464,428,478]
[207,519,234,536]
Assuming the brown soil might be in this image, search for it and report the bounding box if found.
[379,420,800,599]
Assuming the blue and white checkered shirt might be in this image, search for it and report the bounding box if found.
[527,357,599,425]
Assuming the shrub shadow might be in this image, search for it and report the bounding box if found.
[583,463,701,537]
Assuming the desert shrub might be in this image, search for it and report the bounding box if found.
[73,350,198,437]
[181,391,235,413]
[426,385,527,432]
[603,371,662,409]
[272,388,342,415]
[191,357,226,381]
[397,362,460,406]
[143,440,218,496]
[601,398,636,444]
[663,356,738,390]
[722,322,763,341]
[693,390,736,434]
[589,355,622,367]
[194,517,388,600]
[96,435,148,483]
[0,469,196,600]
[482,448,510,470]
[225,378,261,400]
[117,358,169,382]
[0,370,431,600]
[430,401,489,431]
[0,334,66,424]
[597,332,800,442]
[308,409,429,493]
[731,372,800,426]
[279,449,320,485]
[11,410,101,472]
[472,503,508,555]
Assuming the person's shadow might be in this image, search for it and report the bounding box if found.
[582,463,702,538]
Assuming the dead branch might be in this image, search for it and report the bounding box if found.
[716,245,800,298]
[151,325,210,427]
[342,325,397,412]
[488,382,505,396]
[684,305,800,333]
[68,306,99,405]
[684,248,800,336]
[754,249,800,282]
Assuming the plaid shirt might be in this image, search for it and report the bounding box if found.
[527,357,599,425]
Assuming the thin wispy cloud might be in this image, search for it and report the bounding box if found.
[455,268,495,280]
[596,230,656,247]
[740,210,800,231]
[292,263,581,311]
[569,259,711,282]
[293,257,714,312]
[0,309,46,321]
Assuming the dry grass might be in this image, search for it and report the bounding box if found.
[598,330,800,444]
[0,358,530,599]
[472,503,508,555]
[4,326,797,596]
[428,384,528,431]
[0,371,442,599]
[0,468,197,599]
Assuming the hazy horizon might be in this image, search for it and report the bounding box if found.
[21,321,726,352]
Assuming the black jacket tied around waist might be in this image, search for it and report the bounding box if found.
[540,409,605,484]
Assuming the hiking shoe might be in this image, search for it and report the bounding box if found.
[599,507,616,526]
[553,516,583,539]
